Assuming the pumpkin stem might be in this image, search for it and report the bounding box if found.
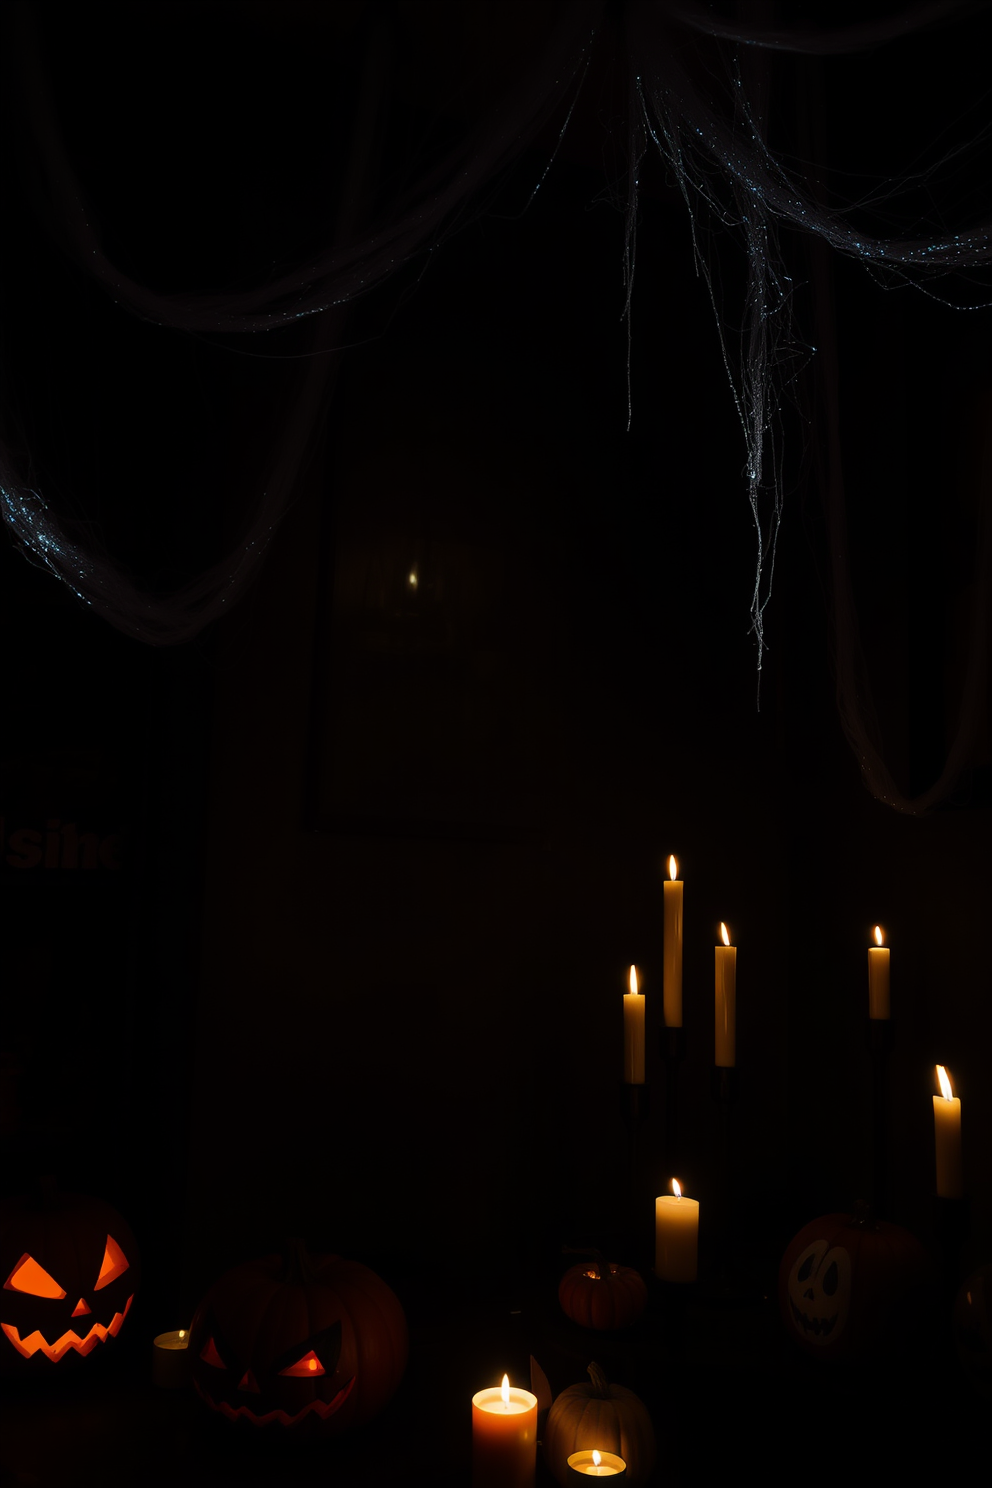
[561,1246,608,1280]
[280,1237,317,1286]
[586,1361,610,1398]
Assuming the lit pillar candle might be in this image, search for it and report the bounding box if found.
[151,1328,191,1389]
[868,925,891,1020]
[623,964,645,1084]
[567,1449,627,1478]
[663,855,683,1028]
[714,922,736,1067]
[472,1375,538,1488]
[933,1064,963,1198]
[655,1178,699,1282]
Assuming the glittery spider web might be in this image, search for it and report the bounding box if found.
[625,0,992,704]
[2,0,991,804]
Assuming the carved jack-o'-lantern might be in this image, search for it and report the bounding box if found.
[188,1240,408,1432]
[779,1207,930,1359]
[0,1189,139,1373]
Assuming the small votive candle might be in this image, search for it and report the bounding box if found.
[472,1375,538,1488]
[152,1328,191,1389]
[567,1448,627,1478]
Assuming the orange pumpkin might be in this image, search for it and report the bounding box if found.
[544,1362,656,1486]
[189,1240,407,1432]
[558,1258,647,1331]
[779,1207,931,1359]
[0,1187,139,1375]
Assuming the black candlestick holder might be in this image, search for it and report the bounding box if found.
[619,1082,650,1263]
[661,1026,685,1174]
[934,1194,970,1307]
[867,1018,894,1219]
[705,1065,748,1298]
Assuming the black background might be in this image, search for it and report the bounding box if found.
[1,3,990,1482]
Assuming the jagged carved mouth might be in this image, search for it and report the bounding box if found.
[194,1372,356,1427]
[790,1297,838,1342]
[2,1295,134,1361]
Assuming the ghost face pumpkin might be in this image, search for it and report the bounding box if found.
[188,1242,408,1432]
[0,1191,139,1373]
[779,1210,931,1360]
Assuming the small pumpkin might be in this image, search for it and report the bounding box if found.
[779,1205,931,1360]
[188,1240,407,1432]
[558,1256,647,1331]
[544,1362,656,1487]
[0,1184,140,1374]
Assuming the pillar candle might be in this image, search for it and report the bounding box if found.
[663,855,683,1028]
[655,1179,699,1281]
[623,964,645,1083]
[714,922,736,1067]
[151,1328,191,1389]
[472,1376,538,1488]
[933,1064,963,1198]
[868,925,890,1020]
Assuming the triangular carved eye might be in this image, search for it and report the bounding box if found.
[279,1349,326,1377]
[4,1254,67,1299]
[94,1235,129,1291]
[199,1336,227,1369]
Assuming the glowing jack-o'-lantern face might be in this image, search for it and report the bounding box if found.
[785,1239,852,1345]
[0,1192,139,1372]
[189,1242,407,1433]
[779,1209,931,1360]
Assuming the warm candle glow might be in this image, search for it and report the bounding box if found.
[501,1374,510,1406]
[629,964,639,995]
[874,924,884,947]
[720,921,730,946]
[178,1330,185,1339]
[592,1451,602,1467]
[669,854,678,880]
[672,1178,682,1199]
[937,1064,953,1101]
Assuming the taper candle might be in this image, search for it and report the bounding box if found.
[714,922,736,1067]
[623,964,645,1084]
[933,1064,963,1198]
[663,855,683,1028]
[868,925,890,1020]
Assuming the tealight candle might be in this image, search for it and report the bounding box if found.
[868,925,890,1020]
[933,1064,963,1198]
[623,964,645,1084]
[567,1448,627,1478]
[151,1328,191,1389]
[663,855,683,1028]
[472,1375,538,1488]
[655,1178,699,1282]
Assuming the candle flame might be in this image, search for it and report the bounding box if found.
[668,854,678,881]
[501,1375,510,1405]
[593,1451,602,1467]
[720,921,730,946]
[179,1330,185,1340]
[936,1064,954,1101]
[629,964,639,996]
[874,925,884,947]
[408,567,418,589]
[672,1178,682,1199]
